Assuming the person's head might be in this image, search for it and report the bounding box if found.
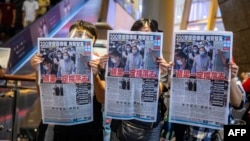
[132,46,139,54]
[240,72,249,81]
[199,46,207,56]
[125,44,132,52]
[57,50,62,58]
[68,20,98,44]
[192,45,199,54]
[110,50,121,64]
[130,18,159,32]
[42,57,53,70]
[63,52,70,61]
[175,51,187,66]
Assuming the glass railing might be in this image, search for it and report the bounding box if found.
[2,0,87,74]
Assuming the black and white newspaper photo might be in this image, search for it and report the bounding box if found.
[104,30,163,122]
[169,31,233,129]
[38,38,94,125]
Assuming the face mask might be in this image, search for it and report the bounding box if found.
[132,50,137,54]
[176,60,183,65]
[126,48,131,52]
[193,49,198,53]
[43,65,49,70]
[57,55,62,58]
[200,51,205,56]
[111,58,117,63]
[63,56,69,60]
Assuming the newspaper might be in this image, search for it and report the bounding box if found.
[169,31,233,130]
[104,30,163,122]
[38,38,94,125]
[0,47,11,69]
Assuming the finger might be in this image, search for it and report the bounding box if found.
[93,51,100,57]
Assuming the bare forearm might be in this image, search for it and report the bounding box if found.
[12,10,16,24]
[230,79,243,107]
[93,74,105,103]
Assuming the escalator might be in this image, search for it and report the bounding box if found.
[0,0,102,140]
[8,0,102,75]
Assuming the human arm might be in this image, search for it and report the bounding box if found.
[191,57,196,73]
[157,57,173,75]
[12,7,16,27]
[30,54,44,95]
[125,55,130,71]
[157,58,173,95]
[229,62,243,108]
[35,2,39,19]
[40,0,51,7]
[47,0,51,7]
[89,54,109,103]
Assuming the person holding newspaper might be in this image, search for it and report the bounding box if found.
[30,20,105,141]
[173,61,244,141]
[107,18,173,141]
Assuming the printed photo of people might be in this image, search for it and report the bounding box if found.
[109,50,125,69]
[53,84,64,96]
[185,79,197,91]
[119,78,130,90]
[108,37,161,77]
[174,40,216,75]
[39,45,81,78]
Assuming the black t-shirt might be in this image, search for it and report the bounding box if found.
[54,95,103,136]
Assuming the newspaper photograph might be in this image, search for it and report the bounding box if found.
[104,30,163,122]
[169,31,233,129]
[38,38,94,125]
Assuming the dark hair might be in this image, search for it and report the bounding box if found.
[43,57,53,64]
[130,18,160,32]
[126,44,131,47]
[69,20,98,42]
[175,51,187,59]
[193,45,198,48]
[199,46,207,53]
[110,50,121,58]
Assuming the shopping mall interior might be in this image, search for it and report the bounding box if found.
[0,0,250,140]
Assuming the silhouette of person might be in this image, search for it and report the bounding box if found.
[121,79,126,89]
[60,85,64,96]
[193,80,197,91]
[126,79,130,90]
[187,80,193,91]
[54,85,60,96]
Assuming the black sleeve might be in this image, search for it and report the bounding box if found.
[232,100,244,110]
